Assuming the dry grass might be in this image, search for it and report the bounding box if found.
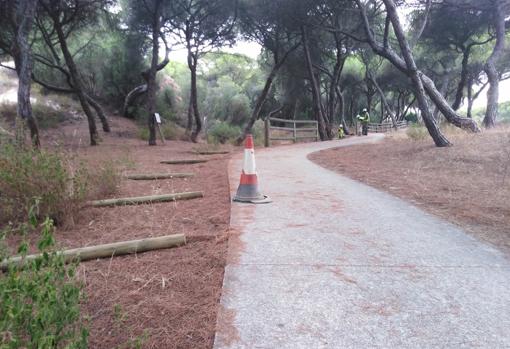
[310,126,510,253]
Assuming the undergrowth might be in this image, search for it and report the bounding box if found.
[0,204,88,348]
[0,144,88,227]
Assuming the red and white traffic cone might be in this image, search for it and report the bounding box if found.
[233,134,271,204]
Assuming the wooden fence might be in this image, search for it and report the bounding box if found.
[367,120,408,133]
[264,117,319,147]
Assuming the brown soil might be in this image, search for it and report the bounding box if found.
[7,115,234,348]
[309,127,510,255]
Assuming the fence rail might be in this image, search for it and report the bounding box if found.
[264,117,319,147]
[367,120,408,133]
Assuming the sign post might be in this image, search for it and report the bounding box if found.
[154,113,165,144]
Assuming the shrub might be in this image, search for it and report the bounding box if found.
[406,124,429,141]
[208,122,241,144]
[0,208,88,348]
[0,145,87,226]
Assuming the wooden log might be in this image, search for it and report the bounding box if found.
[88,191,203,207]
[126,173,194,180]
[195,150,230,155]
[1,234,186,271]
[160,159,208,164]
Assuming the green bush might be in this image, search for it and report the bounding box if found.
[0,145,87,226]
[208,122,241,144]
[0,208,88,348]
[406,124,429,141]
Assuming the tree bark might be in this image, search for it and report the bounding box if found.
[13,0,39,148]
[85,93,110,132]
[452,46,471,111]
[188,58,201,143]
[186,95,193,136]
[383,0,450,146]
[302,26,327,140]
[53,21,98,145]
[145,0,162,146]
[123,84,147,118]
[483,0,505,128]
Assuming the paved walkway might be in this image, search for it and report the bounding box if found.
[214,135,510,349]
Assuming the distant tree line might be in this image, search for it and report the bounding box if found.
[0,0,509,147]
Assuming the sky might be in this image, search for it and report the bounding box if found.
[168,40,262,63]
[167,39,509,111]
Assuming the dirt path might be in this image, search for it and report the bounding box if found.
[214,135,510,348]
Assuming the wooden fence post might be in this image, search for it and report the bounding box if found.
[293,121,297,143]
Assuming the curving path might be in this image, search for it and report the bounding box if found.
[214,135,510,349]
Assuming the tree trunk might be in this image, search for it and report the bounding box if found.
[54,21,98,145]
[483,0,505,128]
[237,42,300,144]
[85,94,110,132]
[186,95,193,136]
[237,66,277,144]
[189,60,201,143]
[301,26,327,141]
[123,84,147,118]
[452,46,471,111]
[356,0,480,135]
[383,0,450,146]
[433,74,450,122]
[14,0,39,148]
[145,0,162,146]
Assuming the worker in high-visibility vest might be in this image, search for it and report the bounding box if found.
[357,108,370,136]
[338,125,345,139]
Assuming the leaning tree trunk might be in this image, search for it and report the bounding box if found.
[383,0,450,146]
[85,94,110,132]
[302,26,327,141]
[54,21,98,145]
[356,0,480,135]
[123,84,147,118]
[14,0,39,148]
[237,66,277,144]
[483,0,505,128]
[237,42,300,144]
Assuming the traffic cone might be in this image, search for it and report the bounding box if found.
[233,134,271,204]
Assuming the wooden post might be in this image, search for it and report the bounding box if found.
[293,121,297,143]
[88,191,203,207]
[1,234,186,271]
[154,113,165,144]
[264,118,270,147]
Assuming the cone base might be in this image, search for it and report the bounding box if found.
[233,194,272,204]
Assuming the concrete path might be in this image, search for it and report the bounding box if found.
[214,135,510,349]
